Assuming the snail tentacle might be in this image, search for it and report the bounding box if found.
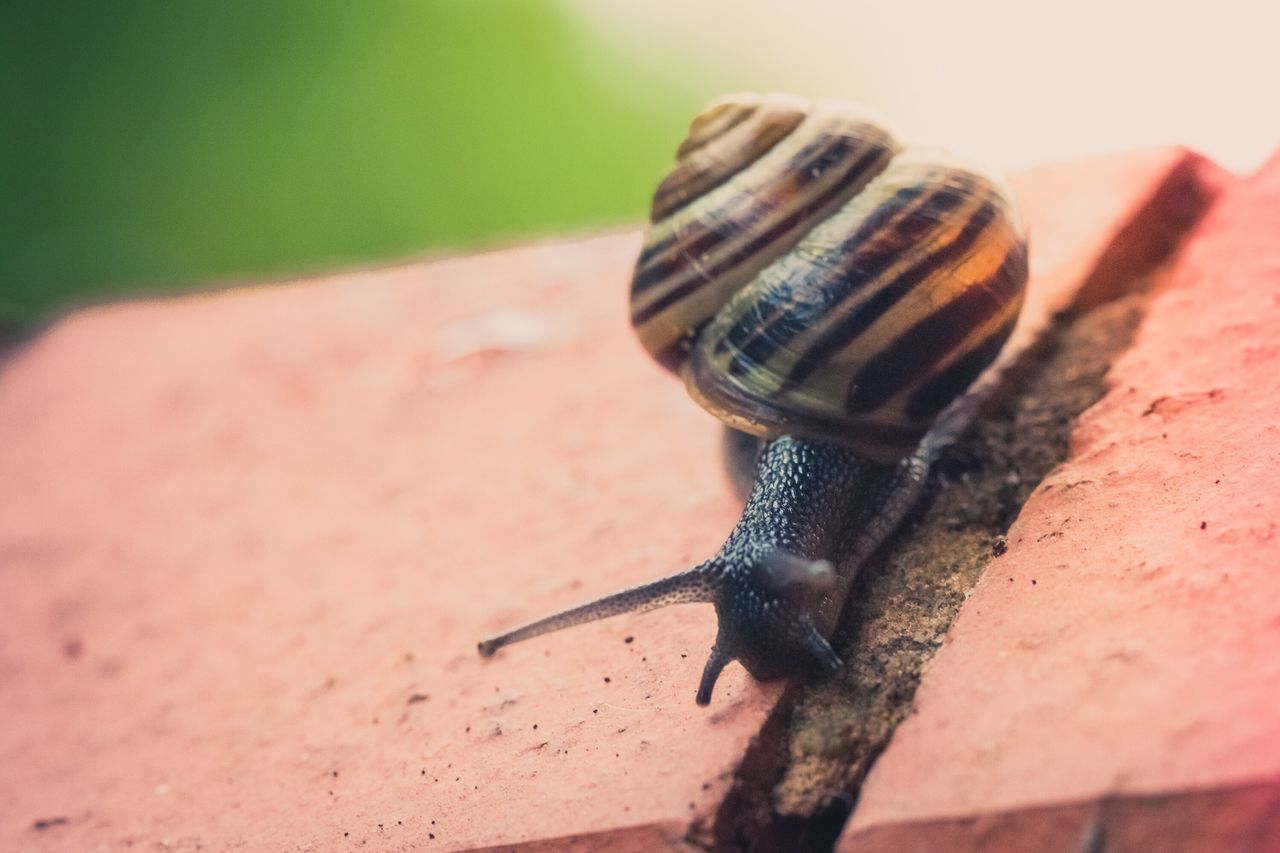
[477,566,717,658]
[695,643,733,706]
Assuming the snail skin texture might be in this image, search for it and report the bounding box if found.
[478,94,1028,706]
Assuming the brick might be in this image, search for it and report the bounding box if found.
[841,151,1280,851]
[0,233,760,851]
[845,780,1280,853]
[0,149,1229,851]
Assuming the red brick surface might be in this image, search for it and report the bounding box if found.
[845,779,1280,853]
[0,149,1241,851]
[841,152,1280,851]
[1,233,772,851]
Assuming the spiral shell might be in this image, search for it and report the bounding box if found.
[630,94,1028,462]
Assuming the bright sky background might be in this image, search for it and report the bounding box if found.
[568,0,1280,175]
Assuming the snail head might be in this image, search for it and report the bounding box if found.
[476,549,842,706]
[697,549,842,704]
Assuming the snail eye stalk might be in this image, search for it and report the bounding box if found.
[477,565,717,658]
[758,551,836,602]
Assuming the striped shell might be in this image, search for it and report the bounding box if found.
[629,94,1029,463]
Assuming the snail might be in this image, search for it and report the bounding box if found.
[478,94,1028,706]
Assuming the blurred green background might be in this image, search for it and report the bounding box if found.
[9,1,1273,334]
[1,1,705,331]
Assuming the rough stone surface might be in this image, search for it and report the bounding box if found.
[0,231,770,851]
[840,151,1280,851]
[0,149,1247,852]
[846,779,1280,853]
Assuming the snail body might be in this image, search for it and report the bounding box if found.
[479,94,1028,705]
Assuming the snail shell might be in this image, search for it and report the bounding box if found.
[630,93,1028,462]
